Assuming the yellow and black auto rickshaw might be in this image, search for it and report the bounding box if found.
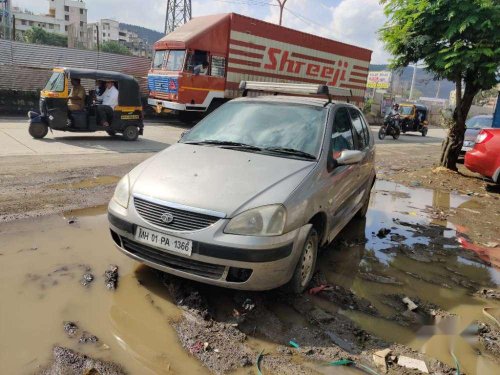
[399,103,429,137]
[28,67,144,141]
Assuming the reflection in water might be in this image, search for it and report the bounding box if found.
[318,180,500,375]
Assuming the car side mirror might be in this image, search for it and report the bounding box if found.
[335,150,363,166]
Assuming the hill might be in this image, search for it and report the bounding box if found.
[369,64,454,100]
[119,23,164,45]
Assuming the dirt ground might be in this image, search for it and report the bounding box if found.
[1,124,499,375]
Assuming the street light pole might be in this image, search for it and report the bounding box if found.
[409,63,418,101]
[277,0,287,26]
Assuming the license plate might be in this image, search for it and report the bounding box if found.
[135,226,192,256]
[462,147,473,152]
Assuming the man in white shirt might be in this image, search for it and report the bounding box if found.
[96,81,119,127]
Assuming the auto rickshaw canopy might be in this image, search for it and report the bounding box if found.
[55,67,142,107]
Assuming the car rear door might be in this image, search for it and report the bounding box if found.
[348,107,374,189]
[325,106,361,242]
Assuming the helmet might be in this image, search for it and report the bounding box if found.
[393,103,399,109]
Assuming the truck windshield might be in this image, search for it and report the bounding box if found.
[181,102,327,159]
[44,72,65,92]
[152,50,166,69]
[165,50,186,71]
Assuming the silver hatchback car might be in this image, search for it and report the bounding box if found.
[108,83,375,293]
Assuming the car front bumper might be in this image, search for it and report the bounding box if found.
[108,199,310,291]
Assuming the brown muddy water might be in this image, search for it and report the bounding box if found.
[0,181,499,374]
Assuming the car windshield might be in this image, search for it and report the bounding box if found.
[152,50,166,69]
[181,101,327,159]
[44,72,65,92]
[466,117,493,129]
[399,106,413,115]
[165,50,185,71]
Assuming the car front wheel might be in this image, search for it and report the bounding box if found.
[287,228,318,294]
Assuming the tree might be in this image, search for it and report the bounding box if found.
[99,41,132,56]
[24,27,68,47]
[380,0,500,170]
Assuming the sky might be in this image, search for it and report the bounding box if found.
[13,0,390,63]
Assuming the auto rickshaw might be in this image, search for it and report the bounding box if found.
[398,103,429,136]
[28,67,144,141]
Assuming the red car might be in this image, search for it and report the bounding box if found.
[465,129,500,183]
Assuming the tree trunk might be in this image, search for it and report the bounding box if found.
[439,79,478,170]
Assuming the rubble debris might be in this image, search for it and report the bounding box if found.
[289,340,300,349]
[402,297,418,311]
[397,355,429,373]
[372,348,391,373]
[475,288,500,300]
[377,228,391,238]
[79,331,99,344]
[63,321,79,338]
[477,321,500,357]
[37,346,126,375]
[80,273,94,287]
[104,265,119,290]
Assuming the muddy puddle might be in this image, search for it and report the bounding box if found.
[1,180,499,374]
[48,176,120,190]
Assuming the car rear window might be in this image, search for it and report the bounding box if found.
[466,117,493,129]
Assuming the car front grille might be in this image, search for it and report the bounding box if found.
[121,237,225,280]
[134,197,220,232]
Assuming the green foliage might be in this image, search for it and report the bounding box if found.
[99,41,132,56]
[24,27,67,47]
[380,0,499,90]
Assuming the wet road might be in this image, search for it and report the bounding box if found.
[1,181,498,374]
[0,117,446,156]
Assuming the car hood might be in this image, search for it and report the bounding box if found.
[131,143,316,217]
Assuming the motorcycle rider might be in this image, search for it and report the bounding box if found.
[387,103,400,131]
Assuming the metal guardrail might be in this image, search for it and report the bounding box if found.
[0,40,151,94]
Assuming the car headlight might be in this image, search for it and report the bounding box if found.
[224,205,287,236]
[112,175,130,208]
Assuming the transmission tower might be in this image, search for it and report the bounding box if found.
[164,0,192,34]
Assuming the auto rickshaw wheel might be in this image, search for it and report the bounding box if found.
[122,126,139,141]
[29,123,48,139]
[421,128,428,137]
[106,130,116,137]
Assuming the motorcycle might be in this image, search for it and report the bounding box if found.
[379,113,401,140]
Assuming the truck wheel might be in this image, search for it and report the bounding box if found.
[122,126,139,141]
[29,123,48,139]
[286,228,318,294]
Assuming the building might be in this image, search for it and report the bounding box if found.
[12,0,87,47]
[87,19,152,58]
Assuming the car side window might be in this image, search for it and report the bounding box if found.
[331,107,355,158]
[348,108,368,150]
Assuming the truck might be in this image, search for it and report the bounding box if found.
[148,13,372,120]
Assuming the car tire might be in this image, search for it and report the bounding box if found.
[122,126,139,141]
[29,123,48,139]
[286,228,318,294]
[106,130,116,137]
[378,126,386,140]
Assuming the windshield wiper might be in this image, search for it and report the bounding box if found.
[184,140,262,150]
[264,147,316,160]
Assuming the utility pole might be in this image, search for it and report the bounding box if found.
[276,0,287,26]
[435,80,441,99]
[409,63,418,101]
[165,0,192,35]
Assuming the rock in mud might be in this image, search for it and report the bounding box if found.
[63,321,79,337]
[475,288,500,300]
[79,331,99,344]
[37,346,126,375]
[397,355,429,373]
[377,228,391,238]
[477,321,500,358]
[104,265,118,290]
[80,273,94,287]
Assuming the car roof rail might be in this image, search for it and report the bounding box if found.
[239,81,352,104]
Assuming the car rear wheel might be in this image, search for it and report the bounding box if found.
[122,126,139,141]
[29,123,48,139]
[287,228,318,294]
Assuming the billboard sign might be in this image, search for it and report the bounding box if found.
[367,71,392,89]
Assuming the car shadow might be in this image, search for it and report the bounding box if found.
[38,135,171,153]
